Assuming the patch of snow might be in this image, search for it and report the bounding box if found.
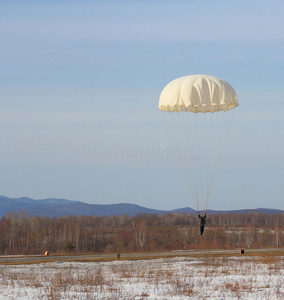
[0,256,283,299]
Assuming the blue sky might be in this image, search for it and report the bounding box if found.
[0,1,283,210]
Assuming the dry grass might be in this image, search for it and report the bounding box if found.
[0,252,283,299]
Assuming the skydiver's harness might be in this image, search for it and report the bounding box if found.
[198,211,207,226]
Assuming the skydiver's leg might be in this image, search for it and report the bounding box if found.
[200,225,204,235]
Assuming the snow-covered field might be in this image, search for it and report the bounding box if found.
[0,255,283,299]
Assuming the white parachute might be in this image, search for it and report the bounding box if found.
[159,74,238,213]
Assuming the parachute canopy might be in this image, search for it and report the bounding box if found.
[159,74,238,113]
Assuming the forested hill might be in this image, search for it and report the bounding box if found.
[0,195,283,218]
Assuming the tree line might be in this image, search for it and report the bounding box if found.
[0,211,283,255]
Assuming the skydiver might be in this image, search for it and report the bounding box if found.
[198,212,206,235]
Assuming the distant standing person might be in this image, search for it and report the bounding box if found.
[199,213,206,235]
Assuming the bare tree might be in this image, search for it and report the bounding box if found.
[133,219,148,250]
[243,226,256,248]
[274,218,280,247]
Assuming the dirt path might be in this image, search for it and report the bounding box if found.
[0,248,283,265]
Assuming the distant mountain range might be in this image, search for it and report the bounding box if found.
[0,195,283,218]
